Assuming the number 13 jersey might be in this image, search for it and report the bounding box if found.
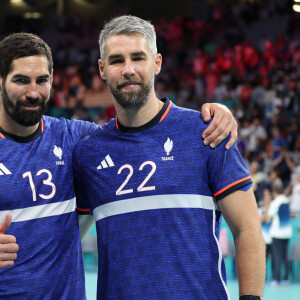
[0,116,98,299]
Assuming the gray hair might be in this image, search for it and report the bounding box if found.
[273,181,284,195]
[99,15,157,62]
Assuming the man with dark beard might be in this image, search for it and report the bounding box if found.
[0,33,97,299]
[74,15,265,300]
[0,32,239,298]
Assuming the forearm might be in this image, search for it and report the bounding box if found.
[284,153,295,170]
[234,228,265,297]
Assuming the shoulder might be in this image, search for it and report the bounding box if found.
[168,103,208,131]
[269,195,287,211]
[43,116,99,138]
[74,120,114,151]
[277,194,290,204]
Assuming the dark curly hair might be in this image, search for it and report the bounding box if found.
[0,32,53,80]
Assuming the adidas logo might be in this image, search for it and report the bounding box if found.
[0,163,12,175]
[97,155,115,169]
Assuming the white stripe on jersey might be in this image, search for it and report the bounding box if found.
[0,198,76,223]
[93,194,219,222]
[212,209,230,299]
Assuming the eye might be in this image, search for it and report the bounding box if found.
[133,56,144,61]
[37,78,49,84]
[110,59,123,65]
[13,78,30,84]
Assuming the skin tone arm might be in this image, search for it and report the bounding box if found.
[219,188,265,297]
[78,215,95,241]
[0,213,19,269]
[201,103,238,149]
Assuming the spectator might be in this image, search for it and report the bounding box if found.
[267,181,292,286]
[286,172,300,217]
[248,117,267,161]
[259,187,273,278]
[250,161,266,204]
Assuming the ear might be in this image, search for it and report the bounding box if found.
[98,59,106,80]
[154,53,162,76]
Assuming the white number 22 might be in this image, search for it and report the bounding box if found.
[116,161,156,196]
[23,169,56,201]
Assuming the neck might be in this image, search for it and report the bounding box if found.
[0,107,39,137]
[115,92,164,127]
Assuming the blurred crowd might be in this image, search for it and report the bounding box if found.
[40,0,300,218]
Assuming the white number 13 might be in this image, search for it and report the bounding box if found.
[23,169,56,201]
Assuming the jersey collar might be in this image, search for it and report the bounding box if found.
[0,118,44,143]
[116,98,172,133]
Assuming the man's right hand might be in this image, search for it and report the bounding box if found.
[0,212,19,269]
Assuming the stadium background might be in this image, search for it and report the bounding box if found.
[1,0,300,299]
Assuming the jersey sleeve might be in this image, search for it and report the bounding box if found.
[207,138,252,201]
[66,118,100,144]
[73,139,92,215]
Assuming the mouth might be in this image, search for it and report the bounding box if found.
[21,103,41,110]
[118,81,141,90]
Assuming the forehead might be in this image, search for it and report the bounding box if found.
[105,33,151,57]
[9,55,50,77]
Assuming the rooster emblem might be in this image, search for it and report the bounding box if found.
[53,145,63,160]
[164,138,173,156]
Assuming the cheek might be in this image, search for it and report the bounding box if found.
[40,85,52,97]
[5,85,23,100]
[106,70,121,84]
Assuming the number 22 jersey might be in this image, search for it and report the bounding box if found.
[0,116,97,299]
[74,98,252,300]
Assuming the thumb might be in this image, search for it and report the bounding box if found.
[201,103,212,123]
[0,212,12,234]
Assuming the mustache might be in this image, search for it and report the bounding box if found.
[117,78,142,88]
[18,97,44,106]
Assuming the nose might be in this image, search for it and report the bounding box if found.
[122,60,135,78]
[25,82,39,99]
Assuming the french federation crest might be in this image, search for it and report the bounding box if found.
[53,145,63,160]
[164,138,173,156]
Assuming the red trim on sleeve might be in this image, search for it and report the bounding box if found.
[159,101,172,123]
[77,208,91,212]
[0,132,5,139]
[213,176,251,197]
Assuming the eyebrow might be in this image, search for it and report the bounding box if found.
[11,74,50,80]
[108,51,147,62]
[107,54,123,63]
[131,51,147,57]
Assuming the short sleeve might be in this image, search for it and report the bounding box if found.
[207,140,252,201]
[67,119,99,143]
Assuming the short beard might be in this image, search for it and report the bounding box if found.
[1,84,48,127]
[107,76,154,110]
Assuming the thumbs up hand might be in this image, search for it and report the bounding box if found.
[0,212,19,269]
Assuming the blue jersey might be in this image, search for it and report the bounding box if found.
[74,99,252,300]
[0,116,98,299]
